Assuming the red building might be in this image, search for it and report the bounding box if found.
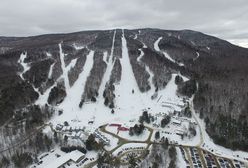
[118,127,129,131]
[109,123,122,127]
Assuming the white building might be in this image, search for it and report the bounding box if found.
[45,150,85,168]
[171,118,182,125]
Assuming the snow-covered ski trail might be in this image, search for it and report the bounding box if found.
[136,43,155,94]
[193,52,200,61]
[35,45,78,105]
[97,30,116,101]
[18,52,42,96]
[59,43,70,91]
[56,50,95,121]
[114,30,144,113]
[48,63,55,79]
[18,52,30,80]
[154,37,184,66]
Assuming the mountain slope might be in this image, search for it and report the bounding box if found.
[0,28,248,152]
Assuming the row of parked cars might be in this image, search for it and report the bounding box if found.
[117,146,145,156]
[233,159,246,168]
[76,158,89,167]
[218,158,232,168]
[189,147,203,168]
[179,147,190,166]
[202,150,217,168]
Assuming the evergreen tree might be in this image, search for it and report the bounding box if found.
[155,131,160,140]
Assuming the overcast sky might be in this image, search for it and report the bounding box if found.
[1,0,248,47]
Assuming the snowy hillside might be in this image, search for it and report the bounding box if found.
[1,28,248,168]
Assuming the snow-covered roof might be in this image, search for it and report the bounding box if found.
[45,150,85,168]
[172,119,182,125]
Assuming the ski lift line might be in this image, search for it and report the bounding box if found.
[157,95,162,103]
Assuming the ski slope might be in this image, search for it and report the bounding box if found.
[97,30,116,101]
[18,52,30,80]
[49,31,191,130]
[193,51,200,61]
[154,37,184,66]
[36,45,78,106]
[56,50,95,121]
[136,42,155,95]
[59,43,70,91]
[114,30,144,115]
[48,63,55,79]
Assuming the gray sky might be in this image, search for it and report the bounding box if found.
[1,0,248,47]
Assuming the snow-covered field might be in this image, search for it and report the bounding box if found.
[105,125,150,142]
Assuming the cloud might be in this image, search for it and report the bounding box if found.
[0,0,248,44]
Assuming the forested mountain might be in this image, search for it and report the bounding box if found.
[0,28,248,154]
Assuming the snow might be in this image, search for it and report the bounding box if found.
[73,43,85,50]
[41,32,248,166]
[49,30,188,141]
[193,51,200,61]
[114,30,144,113]
[105,125,150,141]
[97,30,116,101]
[48,63,55,79]
[119,128,150,141]
[102,51,108,64]
[99,130,119,151]
[46,52,52,57]
[45,150,84,168]
[35,45,78,106]
[136,42,155,94]
[145,65,155,94]
[31,148,85,168]
[192,102,248,163]
[35,83,56,105]
[154,37,184,66]
[55,50,94,121]
[13,29,248,167]
[49,30,189,131]
[59,43,70,91]
[136,48,143,62]
[134,34,138,39]
[176,147,188,167]
[149,116,201,146]
[18,52,30,80]
[156,74,188,106]
[112,143,147,156]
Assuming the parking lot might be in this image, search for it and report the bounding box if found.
[189,147,204,168]
[202,150,218,168]
[179,146,191,167]
[233,159,246,168]
[217,158,232,168]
